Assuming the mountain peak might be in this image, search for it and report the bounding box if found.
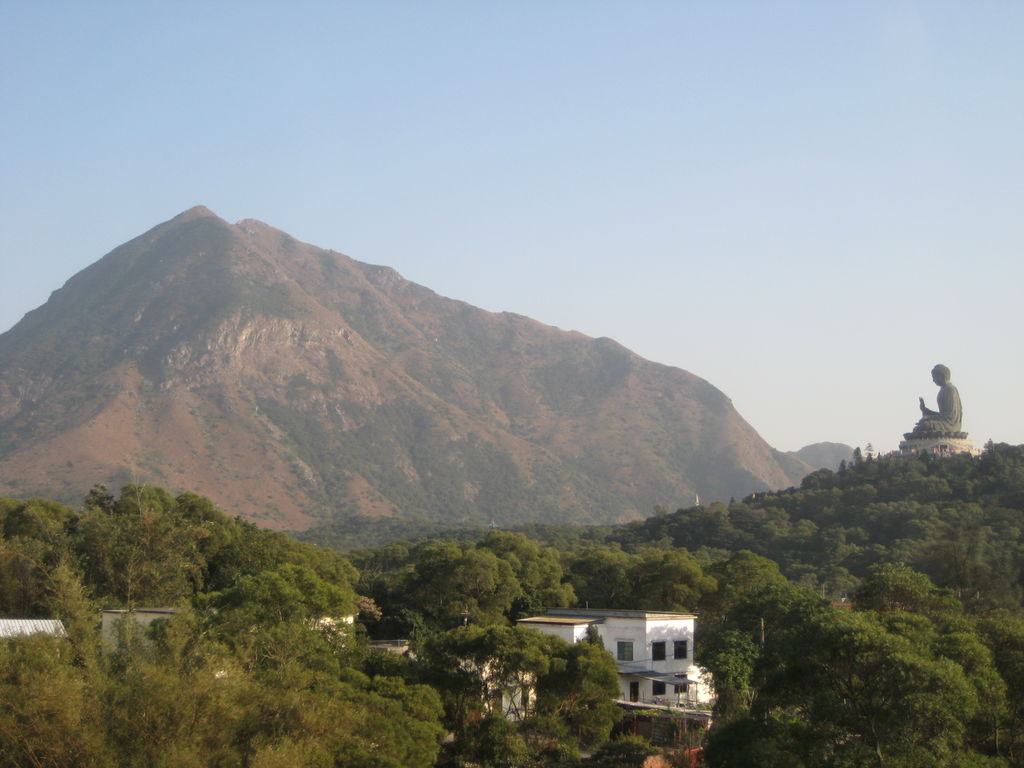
[171,205,220,223]
[0,209,810,531]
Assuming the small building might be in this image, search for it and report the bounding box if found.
[100,608,178,652]
[0,618,67,639]
[368,638,412,656]
[517,608,714,710]
[308,614,355,632]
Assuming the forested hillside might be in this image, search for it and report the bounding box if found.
[3,445,1024,766]
[311,444,1024,613]
[601,442,1024,611]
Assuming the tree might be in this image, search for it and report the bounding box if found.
[0,498,75,616]
[628,547,714,611]
[76,485,201,607]
[479,530,576,617]
[566,546,636,609]
[583,736,659,768]
[202,563,359,677]
[699,551,788,629]
[0,635,109,767]
[418,624,549,728]
[853,563,958,616]
[534,630,621,748]
[419,623,620,758]
[101,616,249,768]
[397,541,522,631]
[977,613,1024,765]
[705,598,1007,767]
[698,629,759,719]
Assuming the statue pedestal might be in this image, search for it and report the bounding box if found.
[899,433,975,456]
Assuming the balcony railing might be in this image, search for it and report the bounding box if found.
[617,695,713,715]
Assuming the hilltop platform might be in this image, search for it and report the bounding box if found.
[899,434,976,456]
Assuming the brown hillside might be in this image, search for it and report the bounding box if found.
[0,207,808,530]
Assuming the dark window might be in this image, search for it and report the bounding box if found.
[674,683,688,694]
[673,640,688,659]
[652,681,666,696]
[617,641,634,662]
[652,641,666,661]
[629,681,639,702]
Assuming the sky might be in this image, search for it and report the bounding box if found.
[1,1,1022,455]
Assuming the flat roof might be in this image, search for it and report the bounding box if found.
[518,616,602,626]
[101,608,179,615]
[544,608,697,620]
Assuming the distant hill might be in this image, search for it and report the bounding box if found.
[786,442,854,472]
[0,207,809,529]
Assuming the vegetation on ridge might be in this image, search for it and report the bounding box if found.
[1,445,1023,765]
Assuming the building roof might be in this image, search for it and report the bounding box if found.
[518,616,603,626]
[543,608,697,620]
[0,618,67,638]
[101,607,178,616]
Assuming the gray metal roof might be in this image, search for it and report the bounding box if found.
[0,618,67,638]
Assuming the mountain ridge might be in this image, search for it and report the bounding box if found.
[0,207,812,530]
[785,441,854,472]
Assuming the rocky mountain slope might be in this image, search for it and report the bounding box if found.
[0,207,811,529]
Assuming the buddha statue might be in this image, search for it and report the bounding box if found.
[907,364,963,438]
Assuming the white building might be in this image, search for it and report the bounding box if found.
[517,608,713,709]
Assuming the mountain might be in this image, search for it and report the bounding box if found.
[0,207,810,530]
[786,442,854,472]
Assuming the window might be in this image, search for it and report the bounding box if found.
[673,640,688,660]
[652,681,666,696]
[652,641,666,661]
[674,683,688,694]
[616,641,634,662]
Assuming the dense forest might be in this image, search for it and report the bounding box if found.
[2,445,1024,766]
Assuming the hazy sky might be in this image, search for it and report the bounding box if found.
[2,2,1021,454]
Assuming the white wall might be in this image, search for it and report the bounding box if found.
[593,616,695,702]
